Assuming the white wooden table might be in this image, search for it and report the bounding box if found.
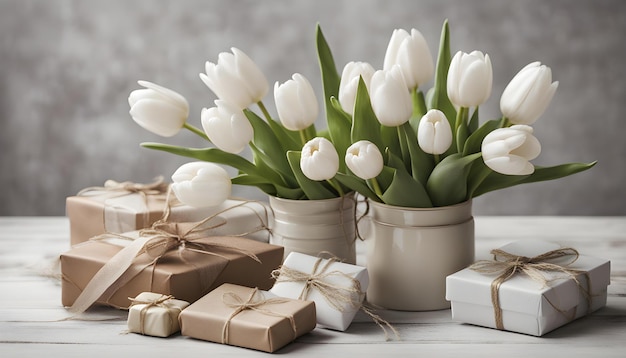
[1,216,625,357]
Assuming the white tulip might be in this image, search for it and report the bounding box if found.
[481,125,541,175]
[500,62,559,125]
[383,28,434,90]
[369,66,413,127]
[417,109,453,155]
[447,51,493,108]
[201,100,253,154]
[128,80,189,137]
[274,73,319,131]
[338,61,376,115]
[345,140,384,180]
[300,137,339,181]
[171,162,232,208]
[200,48,269,109]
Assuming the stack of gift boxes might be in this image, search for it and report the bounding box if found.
[60,179,611,353]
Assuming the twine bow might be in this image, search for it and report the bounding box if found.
[66,211,260,316]
[128,294,180,335]
[271,256,399,340]
[469,247,592,330]
[77,177,169,197]
[221,288,297,344]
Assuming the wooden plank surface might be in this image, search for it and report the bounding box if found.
[1,216,625,357]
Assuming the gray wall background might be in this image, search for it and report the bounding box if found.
[1,0,624,216]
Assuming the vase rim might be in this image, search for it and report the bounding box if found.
[269,192,355,204]
[368,199,472,212]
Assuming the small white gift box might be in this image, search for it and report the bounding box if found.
[446,240,611,336]
[269,252,369,331]
[127,292,190,337]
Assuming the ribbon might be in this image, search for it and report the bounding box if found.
[469,247,592,330]
[221,288,297,344]
[271,255,399,340]
[66,212,261,316]
[77,177,169,197]
[128,294,181,335]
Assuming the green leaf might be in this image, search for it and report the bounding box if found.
[462,118,501,155]
[286,151,337,200]
[232,174,304,199]
[409,89,427,133]
[335,172,381,202]
[473,161,597,197]
[429,20,456,126]
[245,110,296,185]
[468,107,480,134]
[380,125,401,160]
[382,150,432,207]
[328,97,353,170]
[142,143,259,175]
[248,142,293,187]
[426,153,482,206]
[400,122,434,186]
[317,25,350,172]
[352,77,384,153]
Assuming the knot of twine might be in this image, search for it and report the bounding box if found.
[271,256,364,312]
[128,294,180,335]
[469,247,592,330]
[77,176,169,197]
[221,288,296,344]
[271,256,399,340]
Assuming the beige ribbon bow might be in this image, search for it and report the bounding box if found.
[221,288,297,344]
[77,177,169,197]
[469,247,592,330]
[128,294,180,335]
[66,214,260,316]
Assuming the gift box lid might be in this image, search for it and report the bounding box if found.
[446,240,611,316]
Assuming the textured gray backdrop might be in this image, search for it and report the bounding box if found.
[1,0,624,216]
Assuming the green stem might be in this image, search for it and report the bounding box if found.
[368,177,383,199]
[183,122,210,141]
[412,88,427,117]
[434,154,441,165]
[326,178,345,196]
[299,130,308,146]
[499,116,511,128]
[396,125,411,173]
[455,107,468,136]
[257,101,273,122]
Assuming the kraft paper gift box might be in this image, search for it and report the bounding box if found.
[127,292,190,337]
[179,283,316,353]
[61,230,283,310]
[269,252,368,331]
[445,240,611,336]
[67,179,271,245]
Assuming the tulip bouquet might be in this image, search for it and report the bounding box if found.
[130,21,594,208]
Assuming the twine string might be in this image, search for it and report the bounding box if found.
[271,255,399,340]
[128,294,180,335]
[221,288,297,344]
[469,247,592,330]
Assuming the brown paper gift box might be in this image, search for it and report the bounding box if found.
[61,236,283,309]
[67,188,270,245]
[179,283,316,353]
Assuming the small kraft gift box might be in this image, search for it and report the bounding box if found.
[179,283,316,353]
[127,292,190,337]
[269,252,369,331]
[66,178,271,245]
[446,240,611,336]
[60,219,283,313]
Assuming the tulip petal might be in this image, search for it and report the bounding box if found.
[130,98,186,137]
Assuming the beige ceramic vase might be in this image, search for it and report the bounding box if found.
[364,200,475,311]
[268,193,357,264]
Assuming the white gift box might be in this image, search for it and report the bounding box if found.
[269,252,369,331]
[127,292,190,337]
[446,240,611,336]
